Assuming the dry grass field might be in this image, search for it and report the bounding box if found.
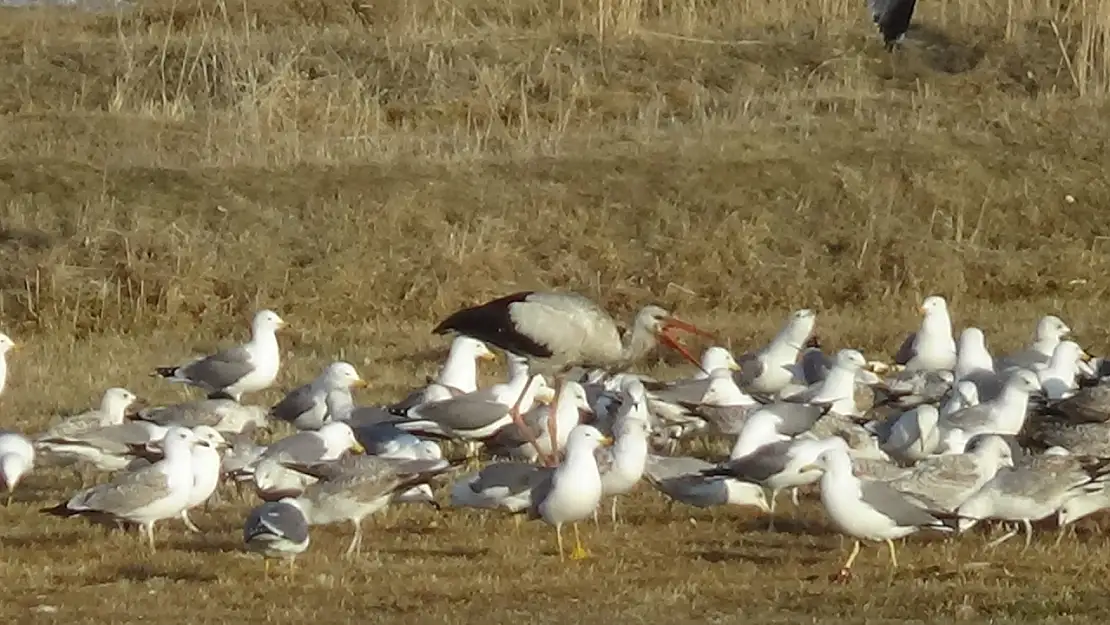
[1,0,1110,621]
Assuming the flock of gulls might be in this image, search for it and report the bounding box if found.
[2,291,1110,581]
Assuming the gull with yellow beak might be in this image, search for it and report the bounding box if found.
[270,362,368,431]
[154,309,288,401]
[892,296,957,372]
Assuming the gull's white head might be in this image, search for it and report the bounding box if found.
[702,346,740,373]
[318,421,365,454]
[458,337,497,363]
[1007,369,1042,394]
[253,309,287,333]
[781,309,817,344]
[920,295,948,316]
[564,424,614,453]
[0,334,16,356]
[966,434,1015,468]
[562,380,593,413]
[834,349,867,371]
[161,426,200,455]
[322,361,367,390]
[1036,315,1071,342]
[191,425,228,450]
[101,387,139,415]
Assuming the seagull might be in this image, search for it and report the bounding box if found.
[803,447,951,581]
[954,327,996,387]
[243,498,311,578]
[938,369,1041,439]
[41,426,201,551]
[878,404,941,463]
[997,315,1072,372]
[1036,341,1087,400]
[154,309,287,401]
[787,349,868,417]
[38,388,142,440]
[596,406,651,524]
[249,421,366,500]
[734,309,817,395]
[270,362,368,431]
[887,434,1015,513]
[894,296,957,372]
[483,380,592,463]
[132,397,269,436]
[0,430,34,505]
[388,337,497,412]
[526,424,613,560]
[643,455,770,512]
[941,380,980,417]
[35,420,168,475]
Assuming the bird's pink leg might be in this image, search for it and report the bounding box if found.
[543,377,563,467]
[508,374,548,465]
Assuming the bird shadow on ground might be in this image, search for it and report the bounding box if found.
[0,531,91,549]
[178,537,241,554]
[381,546,490,560]
[732,518,837,536]
[87,563,219,584]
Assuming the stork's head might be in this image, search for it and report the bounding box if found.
[635,305,715,371]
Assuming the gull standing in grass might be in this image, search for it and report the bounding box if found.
[526,424,612,560]
[41,426,201,551]
[124,425,229,531]
[154,309,287,401]
[734,309,817,395]
[283,454,453,558]
[803,447,952,580]
[954,453,1110,548]
[269,361,368,431]
[133,397,269,437]
[483,380,592,463]
[0,430,34,505]
[596,385,651,524]
[0,333,16,398]
[243,498,311,578]
[894,295,957,372]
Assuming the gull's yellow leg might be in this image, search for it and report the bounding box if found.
[570,522,590,560]
[886,539,898,568]
[288,557,296,581]
[556,524,565,561]
[264,559,271,580]
[5,491,12,506]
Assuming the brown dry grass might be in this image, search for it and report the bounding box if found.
[1,0,1110,621]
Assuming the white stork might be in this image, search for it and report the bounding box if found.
[432,291,713,464]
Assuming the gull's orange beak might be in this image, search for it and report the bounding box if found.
[658,317,715,373]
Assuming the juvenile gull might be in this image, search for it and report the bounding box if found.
[243,498,310,577]
[735,309,817,395]
[36,420,168,474]
[41,427,200,551]
[285,454,453,558]
[643,454,770,511]
[0,430,34,505]
[270,362,368,431]
[954,453,1110,548]
[154,309,286,401]
[894,295,957,372]
[888,434,1015,513]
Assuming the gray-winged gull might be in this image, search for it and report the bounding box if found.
[388,336,496,412]
[997,315,1072,372]
[250,421,366,500]
[803,446,952,580]
[938,369,1041,439]
[270,361,367,431]
[154,309,286,401]
[1036,341,1086,400]
[643,454,769,511]
[888,434,1014,513]
[734,309,816,395]
[41,426,201,551]
[38,388,141,440]
[133,397,269,436]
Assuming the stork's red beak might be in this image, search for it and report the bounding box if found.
[658,317,716,372]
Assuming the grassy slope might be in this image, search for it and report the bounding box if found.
[0,0,1110,622]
